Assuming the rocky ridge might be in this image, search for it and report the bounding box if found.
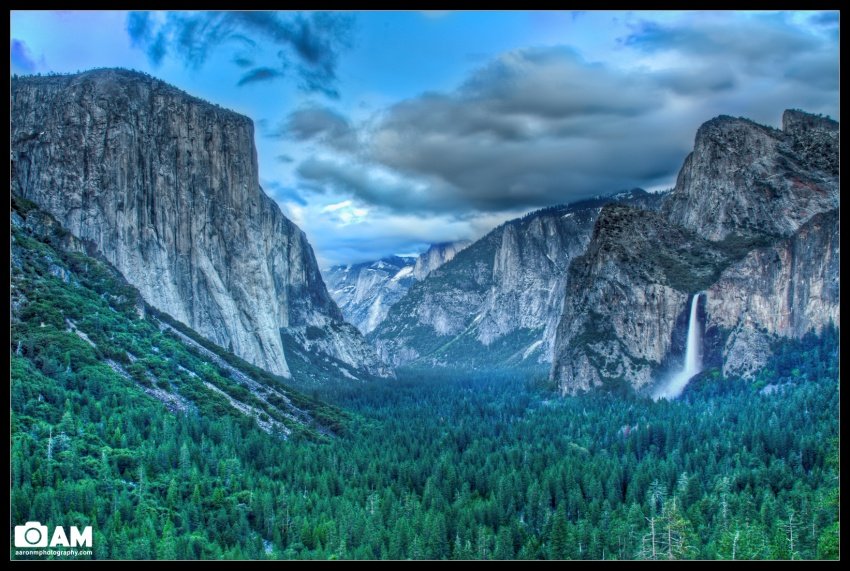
[706,208,839,379]
[412,242,471,280]
[552,110,839,394]
[370,190,665,370]
[11,68,390,381]
[325,256,417,334]
[663,110,838,241]
[325,242,471,335]
[11,195,345,438]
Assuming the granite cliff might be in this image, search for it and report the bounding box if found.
[370,190,664,370]
[324,242,469,335]
[663,110,838,240]
[325,256,417,335]
[11,69,390,381]
[412,242,471,280]
[706,208,840,379]
[552,110,839,394]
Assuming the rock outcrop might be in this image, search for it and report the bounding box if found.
[371,190,664,370]
[412,241,471,280]
[550,205,732,393]
[11,68,389,380]
[11,195,346,437]
[663,110,838,241]
[325,256,417,334]
[706,208,840,378]
[552,110,839,393]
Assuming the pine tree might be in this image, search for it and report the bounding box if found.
[659,498,695,560]
[782,509,799,560]
[717,522,768,560]
[549,502,569,559]
[647,479,666,515]
[639,515,660,560]
[494,525,514,560]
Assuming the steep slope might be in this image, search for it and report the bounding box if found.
[10,68,389,381]
[370,190,664,370]
[412,241,471,280]
[550,205,768,393]
[325,242,470,335]
[707,208,840,378]
[325,256,416,335]
[11,195,347,439]
[663,110,838,240]
[552,110,839,394]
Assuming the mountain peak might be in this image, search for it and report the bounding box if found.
[553,109,840,395]
[664,109,839,241]
[782,108,839,134]
[325,242,472,335]
[13,67,251,127]
[694,114,779,146]
[412,241,471,280]
[11,68,389,382]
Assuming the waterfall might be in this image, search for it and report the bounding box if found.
[655,292,703,400]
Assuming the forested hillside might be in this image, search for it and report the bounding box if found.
[11,196,839,559]
[8,11,841,562]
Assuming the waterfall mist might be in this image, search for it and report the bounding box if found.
[654,292,704,400]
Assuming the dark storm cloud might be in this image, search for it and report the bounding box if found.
[619,13,839,112]
[460,47,658,120]
[237,67,283,86]
[278,106,358,151]
[126,11,353,96]
[365,48,660,149]
[297,157,441,212]
[784,52,840,91]
[622,16,813,58]
[11,39,38,73]
[293,17,837,217]
[299,47,690,214]
[655,66,737,95]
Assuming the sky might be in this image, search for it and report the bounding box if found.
[10,10,840,267]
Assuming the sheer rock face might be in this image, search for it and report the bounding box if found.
[706,209,840,378]
[325,256,417,335]
[551,206,717,393]
[663,110,838,241]
[412,242,471,280]
[325,242,469,336]
[370,190,663,369]
[553,111,839,393]
[11,69,389,380]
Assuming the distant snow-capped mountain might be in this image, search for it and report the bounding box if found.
[325,242,470,334]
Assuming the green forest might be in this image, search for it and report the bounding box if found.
[10,201,840,560]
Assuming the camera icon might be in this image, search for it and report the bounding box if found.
[15,521,48,547]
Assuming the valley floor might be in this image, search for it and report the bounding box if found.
[12,332,839,559]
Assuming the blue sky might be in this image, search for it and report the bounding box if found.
[11,10,840,267]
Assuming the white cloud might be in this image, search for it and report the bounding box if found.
[322,200,353,213]
[281,11,838,266]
